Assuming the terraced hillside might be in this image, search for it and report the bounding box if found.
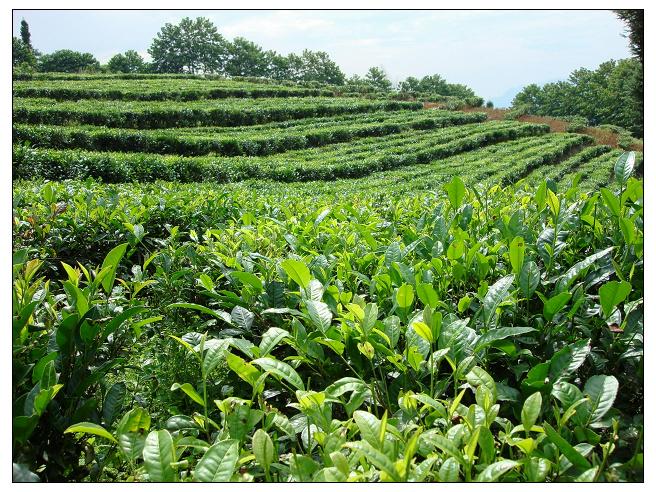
[12,75,641,189]
[12,74,644,483]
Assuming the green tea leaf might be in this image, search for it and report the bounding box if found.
[416,283,438,309]
[396,284,415,309]
[171,383,205,407]
[614,151,635,185]
[143,430,176,482]
[306,300,332,333]
[252,357,304,390]
[543,291,572,322]
[482,275,514,326]
[543,423,591,471]
[475,460,518,482]
[521,392,542,433]
[599,280,631,318]
[280,259,311,289]
[100,243,128,294]
[194,440,239,482]
[509,236,526,274]
[64,422,117,444]
[445,175,466,209]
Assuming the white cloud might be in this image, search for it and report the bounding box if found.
[221,11,335,40]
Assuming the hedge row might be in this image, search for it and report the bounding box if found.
[13,112,487,157]
[13,123,548,183]
[13,86,335,101]
[13,99,423,129]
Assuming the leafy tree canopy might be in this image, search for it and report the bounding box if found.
[148,17,228,74]
[38,49,99,73]
[512,58,643,136]
[107,50,145,73]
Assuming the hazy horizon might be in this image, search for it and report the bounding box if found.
[13,10,633,106]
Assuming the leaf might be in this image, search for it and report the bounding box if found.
[396,284,414,310]
[203,339,230,375]
[543,292,572,322]
[143,430,176,482]
[171,383,205,407]
[581,375,619,425]
[445,175,466,209]
[117,407,151,435]
[509,236,525,274]
[446,239,465,260]
[546,189,560,217]
[194,439,239,482]
[280,259,311,289]
[519,261,540,300]
[259,327,290,356]
[226,353,262,388]
[230,271,263,292]
[345,441,400,481]
[475,460,518,482]
[252,358,304,390]
[599,281,632,318]
[474,326,535,351]
[103,382,126,426]
[555,247,614,293]
[353,411,382,449]
[619,217,635,245]
[521,392,542,433]
[438,457,460,482]
[100,243,128,294]
[411,321,434,344]
[385,242,402,267]
[167,303,231,323]
[423,433,465,466]
[119,432,147,462]
[549,339,591,382]
[362,303,378,334]
[305,300,332,333]
[252,429,275,469]
[64,422,117,444]
[416,283,438,309]
[230,305,254,330]
[600,188,620,217]
[543,423,591,471]
[614,151,635,184]
[482,275,514,326]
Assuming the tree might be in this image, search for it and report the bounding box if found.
[38,49,99,73]
[225,37,268,77]
[297,50,345,85]
[399,76,420,93]
[107,50,145,73]
[364,66,392,91]
[12,37,36,68]
[512,59,643,136]
[148,17,228,73]
[20,19,32,51]
[264,51,292,81]
[613,9,643,64]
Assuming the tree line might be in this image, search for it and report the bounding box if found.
[511,10,643,136]
[12,16,480,99]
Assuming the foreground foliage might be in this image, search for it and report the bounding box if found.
[12,153,643,482]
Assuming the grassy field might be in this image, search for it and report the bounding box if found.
[12,75,643,483]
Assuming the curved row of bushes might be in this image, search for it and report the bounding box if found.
[13,98,423,129]
[13,123,548,183]
[13,111,487,157]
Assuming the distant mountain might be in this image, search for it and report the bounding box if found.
[491,78,563,109]
[489,85,525,109]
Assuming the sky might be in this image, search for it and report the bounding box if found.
[12,10,632,106]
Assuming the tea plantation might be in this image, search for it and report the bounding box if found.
[12,74,643,482]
